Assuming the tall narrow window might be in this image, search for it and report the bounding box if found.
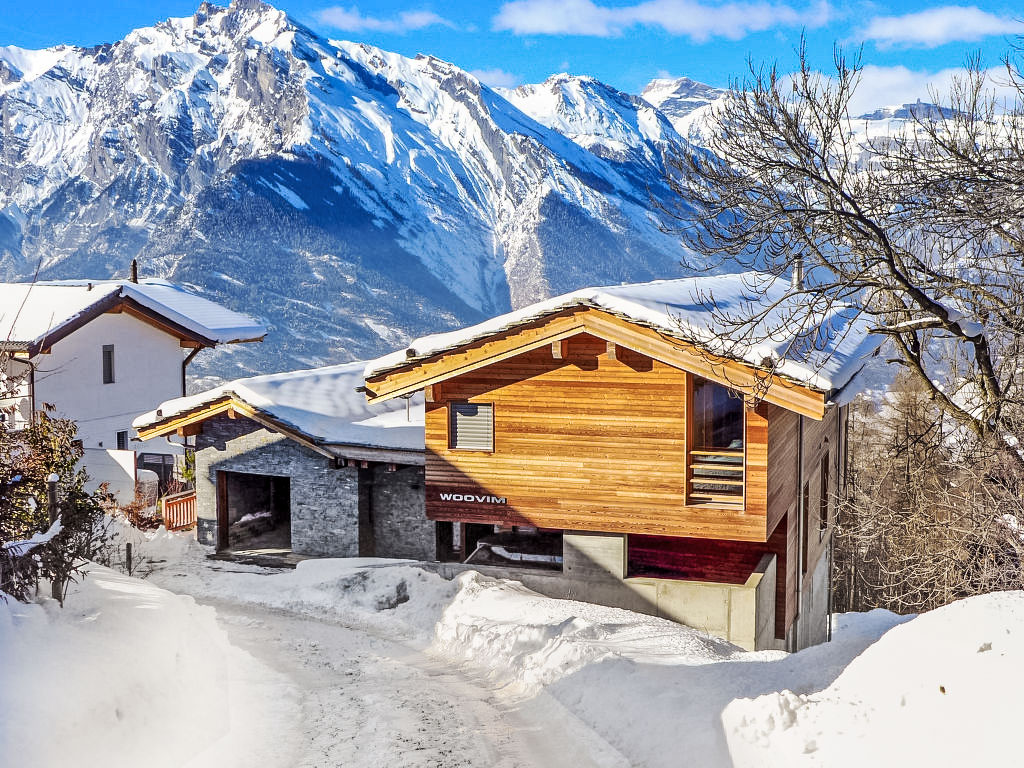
[688,377,745,506]
[449,402,493,451]
[116,430,129,451]
[801,482,810,573]
[102,345,115,384]
[819,452,830,536]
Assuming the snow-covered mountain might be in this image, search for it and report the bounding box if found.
[640,76,726,134]
[0,0,949,382]
[0,0,693,381]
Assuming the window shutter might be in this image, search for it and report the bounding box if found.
[102,345,115,384]
[449,402,493,450]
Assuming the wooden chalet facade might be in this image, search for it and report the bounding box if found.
[364,274,879,650]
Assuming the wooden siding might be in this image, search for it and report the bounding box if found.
[368,307,828,419]
[424,334,772,541]
[626,534,770,584]
[801,406,838,576]
[762,402,844,640]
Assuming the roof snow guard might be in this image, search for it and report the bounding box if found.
[364,272,884,413]
[0,279,266,354]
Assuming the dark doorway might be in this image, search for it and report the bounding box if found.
[216,470,291,551]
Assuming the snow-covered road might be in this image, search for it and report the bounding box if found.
[199,596,626,768]
[7,526,1024,768]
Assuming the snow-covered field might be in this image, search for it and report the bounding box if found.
[2,523,1021,767]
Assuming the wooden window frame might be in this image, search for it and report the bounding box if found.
[685,373,746,508]
[447,401,494,452]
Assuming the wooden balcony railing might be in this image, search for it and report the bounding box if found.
[162,490,197,531]
[688,449,744,507]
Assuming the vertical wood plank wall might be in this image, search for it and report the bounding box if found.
[424,333,771,541]
[764,402,844,639]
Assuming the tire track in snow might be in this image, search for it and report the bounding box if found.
[201,599,626,768]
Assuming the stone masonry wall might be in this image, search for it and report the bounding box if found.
[369,464,432,560]
[194,415,359,556]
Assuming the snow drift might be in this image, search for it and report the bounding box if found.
[0,563,297,768]
[7,522,1023,768]
[724,591,1024,767]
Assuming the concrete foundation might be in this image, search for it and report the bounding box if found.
[427,530,778,651]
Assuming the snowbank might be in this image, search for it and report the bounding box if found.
[142,547,910,768]
[724,591,1024,767]
[15,522,1022,768]
[0,564,298,768]
[429,573,910,766]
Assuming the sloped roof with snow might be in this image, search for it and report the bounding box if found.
[0,279,266,351]
[365,272,883,395]
[133,360,424,453]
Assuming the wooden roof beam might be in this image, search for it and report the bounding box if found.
[365,307,827,419]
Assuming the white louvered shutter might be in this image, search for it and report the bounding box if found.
[449,402,493,450]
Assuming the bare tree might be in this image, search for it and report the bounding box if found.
[662,40,1024,473]
[834,371,1024,613]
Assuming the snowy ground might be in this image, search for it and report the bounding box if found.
[3,524,1022,767]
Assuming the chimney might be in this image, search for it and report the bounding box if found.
[130,259,139,283]
[792,256,804,290]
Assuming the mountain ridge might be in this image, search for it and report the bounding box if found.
[0,1,942,384]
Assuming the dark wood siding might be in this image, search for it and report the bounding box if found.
[626,534,770,584]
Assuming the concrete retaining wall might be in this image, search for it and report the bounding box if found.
[424,530,778,651]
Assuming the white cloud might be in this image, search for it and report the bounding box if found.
[861,6,1024,49]
[470,68,523,88]
[316,6,455,34]
[492,0,831,41]
[791,64,1020,116]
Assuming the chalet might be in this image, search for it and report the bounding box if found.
[132,361,432,559]
[0,277,264,501]
[362,272,882,650]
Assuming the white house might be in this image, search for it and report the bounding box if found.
[0,277,265,500]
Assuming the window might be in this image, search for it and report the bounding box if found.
[801,482,810,574]
[449,402,493,451]
[688,377,745,506]
[116,430,129,451]
[819,452,830,537]
[692,377,745,451]
[102,345,115,384]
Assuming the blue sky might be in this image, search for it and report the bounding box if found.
[2,1,1022,109]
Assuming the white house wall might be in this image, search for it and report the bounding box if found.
[1,356,33,430]
[31,311,184,457]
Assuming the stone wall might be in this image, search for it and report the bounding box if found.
[194,415,359,556]
[368,464,433,560]
[194,414,432,559]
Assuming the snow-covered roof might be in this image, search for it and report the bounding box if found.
[365,272,884,395]
[0,279,266,350]
[133,360,424,453]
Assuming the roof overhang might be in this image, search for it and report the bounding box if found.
[26,292,219,355]
[136,394,425,465]
[364,306,829,419]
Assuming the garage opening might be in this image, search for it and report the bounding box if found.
[217,470,291,551]
[435,522,563,571]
